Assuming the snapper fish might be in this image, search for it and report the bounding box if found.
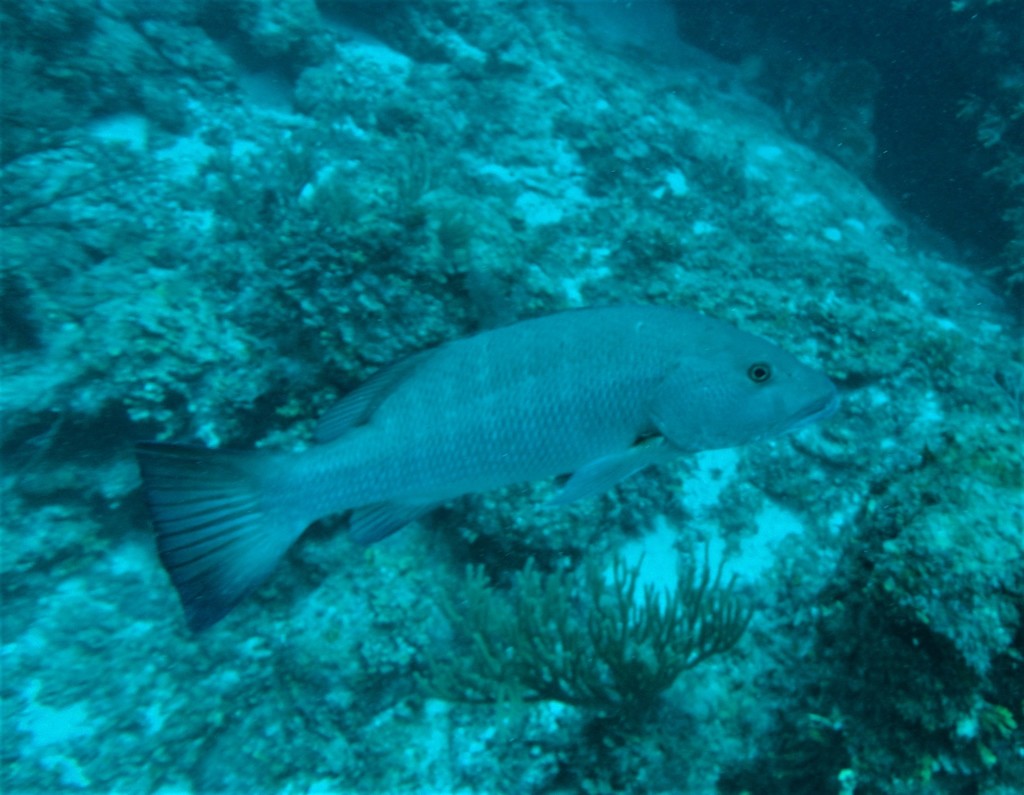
[136,305,839,630]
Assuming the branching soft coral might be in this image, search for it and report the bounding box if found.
[423,551,753,723]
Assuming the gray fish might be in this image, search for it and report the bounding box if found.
[136,305,838,630]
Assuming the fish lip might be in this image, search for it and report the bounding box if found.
[788,388,840,432]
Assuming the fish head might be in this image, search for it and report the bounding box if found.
[650,336,838,453]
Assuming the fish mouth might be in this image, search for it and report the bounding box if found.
[788,388,840,433]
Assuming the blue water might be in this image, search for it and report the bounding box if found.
[2,2,1021,793]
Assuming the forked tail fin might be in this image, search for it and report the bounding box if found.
[135,442,306,631]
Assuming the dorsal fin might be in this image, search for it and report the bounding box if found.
[315,349,435,443]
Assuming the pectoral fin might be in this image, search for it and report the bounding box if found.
[547,437,678,506]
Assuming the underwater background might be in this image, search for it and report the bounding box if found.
[2,1,1022,793]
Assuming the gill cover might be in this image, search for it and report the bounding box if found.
[649,356,780,452]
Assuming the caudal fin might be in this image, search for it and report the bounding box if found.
[135,442,305,631]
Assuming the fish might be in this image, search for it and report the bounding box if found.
[135,305,839,630]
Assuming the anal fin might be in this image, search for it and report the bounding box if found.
[348,502,438,545]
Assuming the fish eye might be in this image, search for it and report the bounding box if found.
[747,362,772,383]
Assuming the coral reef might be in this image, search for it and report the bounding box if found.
[1,1,1020,792]
[668,0,1024,297]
